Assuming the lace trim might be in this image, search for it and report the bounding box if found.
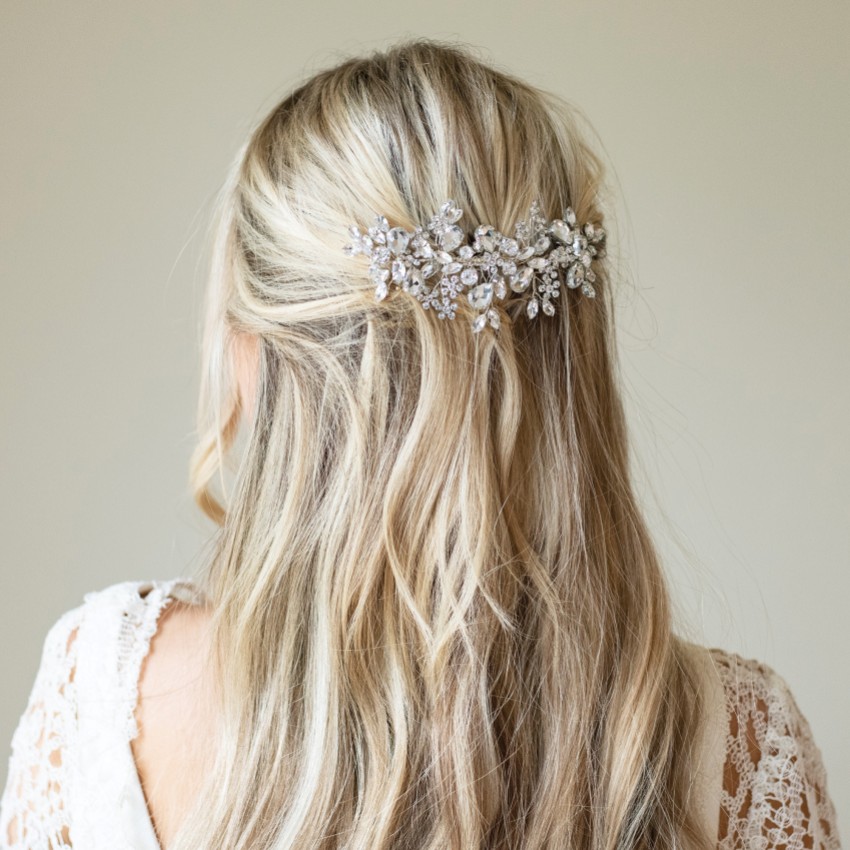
[0,579,192,848]
[711,649,841,849]
[0,605,83,848]
[118,582,181,741]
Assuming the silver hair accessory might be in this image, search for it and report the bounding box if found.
[342,199,606,334]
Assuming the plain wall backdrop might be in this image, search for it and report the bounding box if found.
[1,0,847,836]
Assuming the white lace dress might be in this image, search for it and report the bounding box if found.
[0,579,842,849]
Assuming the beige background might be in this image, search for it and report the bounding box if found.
[1,0,847,835]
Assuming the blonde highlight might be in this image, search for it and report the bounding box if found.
[181,38,713,850]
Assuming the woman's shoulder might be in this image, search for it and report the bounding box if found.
[688,643,841,849]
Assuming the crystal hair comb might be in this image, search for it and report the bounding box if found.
[342,199,606,334]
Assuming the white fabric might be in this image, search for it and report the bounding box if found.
[0,578,841,849]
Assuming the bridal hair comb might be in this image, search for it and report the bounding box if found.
[342,199,606,334]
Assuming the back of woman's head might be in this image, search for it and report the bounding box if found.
[185,38,712,850]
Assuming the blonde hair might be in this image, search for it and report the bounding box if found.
[181,38,712,850]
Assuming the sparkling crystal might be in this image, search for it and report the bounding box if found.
[420,262,437,278]
[440,225,464,252]
[435,250,453,265]
[528,257,547,270]
[487,308,500,329]
[368,227,386,244]
[444,261,462,275]
[458,245,473,260]
[550,220,571,243]
[475,225,498,252]
[494,277,507,299]
[472,312,488,333]
[501,260,517,277]
[392,259,406,282]
[361,235,373,250]
[564,208,577,226]
[581,283,596,298]
[370,266,389,284]
[534,235,551,254]
[375,280,388,300]
[581,251,592,267]
[500,238,519,256]
[566,264,584,288]
[572,233,588,253]
[526,298,539,319]
[375,247,390,265]
[419,242,434,258]
[510,267,534,292]
[517,246,535,262]
[468,281,494,309]
[440,200,463,222]
[460,267,479,286]
[387,227,410,255]
[542,299,556,316]
[348,224,360,239]
[407,267,424,294]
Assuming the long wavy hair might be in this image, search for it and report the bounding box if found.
[179,38,712,850]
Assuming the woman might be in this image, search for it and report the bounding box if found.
[0,38,840,850]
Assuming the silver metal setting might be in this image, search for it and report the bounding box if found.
[343,199,606,334]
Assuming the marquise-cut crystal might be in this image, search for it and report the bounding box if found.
[392,259,406,282]
[375,280,388,300]
[444,261,462,275]
[510,266,533,292]
[370,266,389,284]
[407,267,424,294]
[542,299,556,316]
[420,262,437,278]
[472,312,488,333]
[468,281,494,309]
[494,277,507,299]
[528,257,547,270]
[487,308,500,329]
[527,298,539,319]
[387,227,410,255]
[581,283,596,298]
[517,246,535,261]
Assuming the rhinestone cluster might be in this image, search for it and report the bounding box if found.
[343,199,606,334]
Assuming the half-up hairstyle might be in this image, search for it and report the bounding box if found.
[182,37,713,850]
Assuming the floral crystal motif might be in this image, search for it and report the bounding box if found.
[342,199,606,334]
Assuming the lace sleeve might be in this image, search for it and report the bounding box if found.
[715,651,842,849]
[0,605,84,848]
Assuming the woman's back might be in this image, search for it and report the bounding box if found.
[1,578,840,848]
